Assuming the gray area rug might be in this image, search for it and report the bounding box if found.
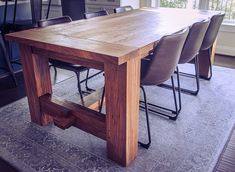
[0,65,235,172]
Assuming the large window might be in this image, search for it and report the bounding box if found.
[159,0,197,9]
[152,0,235,22]
[209,0,235,20]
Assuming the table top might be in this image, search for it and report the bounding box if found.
[6,8,221,65]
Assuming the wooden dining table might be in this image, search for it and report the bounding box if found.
[6,8,221,166]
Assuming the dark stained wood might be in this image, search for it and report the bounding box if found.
[19,44,53,125]
[214,127,235,172]
[6,8,222,166]
[39,94,106,140]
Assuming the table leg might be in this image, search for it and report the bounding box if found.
[198,49,210,78]
[19,44,53,125]
[105,58,140,166]
[198,40,217,79]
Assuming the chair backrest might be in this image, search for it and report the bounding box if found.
[114,6,134,13]
[61,0,85,20]
[84,10,109,19]
[201,13,225,50]
[30,0,43,26]
[38,16,72,28]
[179,19,210,64]
[141,28,189,86]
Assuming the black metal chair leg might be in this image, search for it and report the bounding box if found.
[46,0,52,19]
[169,76,179,120]
[195,55,200,94]
[75,72,84,101]
[160,56,200,96]
[85,69,95,92]
[207,47,213,80]
[49,64,57,76]
[99,87,105,113]
[140,74,181,121]
[3,48,18,87]
[7,61,17,87]
[179,56,199,96]
[49,64,57,83]
[176,67,182,113]
[138,86,151,149]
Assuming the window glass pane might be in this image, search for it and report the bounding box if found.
[160,0,198,9]
[209,0,235,21]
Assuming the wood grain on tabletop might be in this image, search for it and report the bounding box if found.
[6,8,219,65]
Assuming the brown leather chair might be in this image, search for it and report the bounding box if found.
[84,10,109,19]
[61,0,85,21]
[38,16,90,100]
[200,13,225,80]
[139,28,189,148]
[99,29,188,149]
[177,19,210,95]
[114,6,133,13]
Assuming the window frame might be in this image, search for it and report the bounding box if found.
[151,0,235,25]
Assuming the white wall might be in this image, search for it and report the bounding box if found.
[121,0,140,9]
[216,24,235,56]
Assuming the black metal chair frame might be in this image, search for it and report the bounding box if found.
[140,67,182,121]
[50,63,102,99]
[99,27,188,149]
[160,55,200,96]
[138,85,151,149]
[80,9,110,94]
[177,55,200,95]
[98,84,153,149]
[38,16,103,100]
[138,67,182,149]
[159,19,211,96]
[99,67,182,149]
[0,31,17,86]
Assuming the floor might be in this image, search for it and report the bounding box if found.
[0,54,234,172]
[212,55,235,172]
[214,125,235,172]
